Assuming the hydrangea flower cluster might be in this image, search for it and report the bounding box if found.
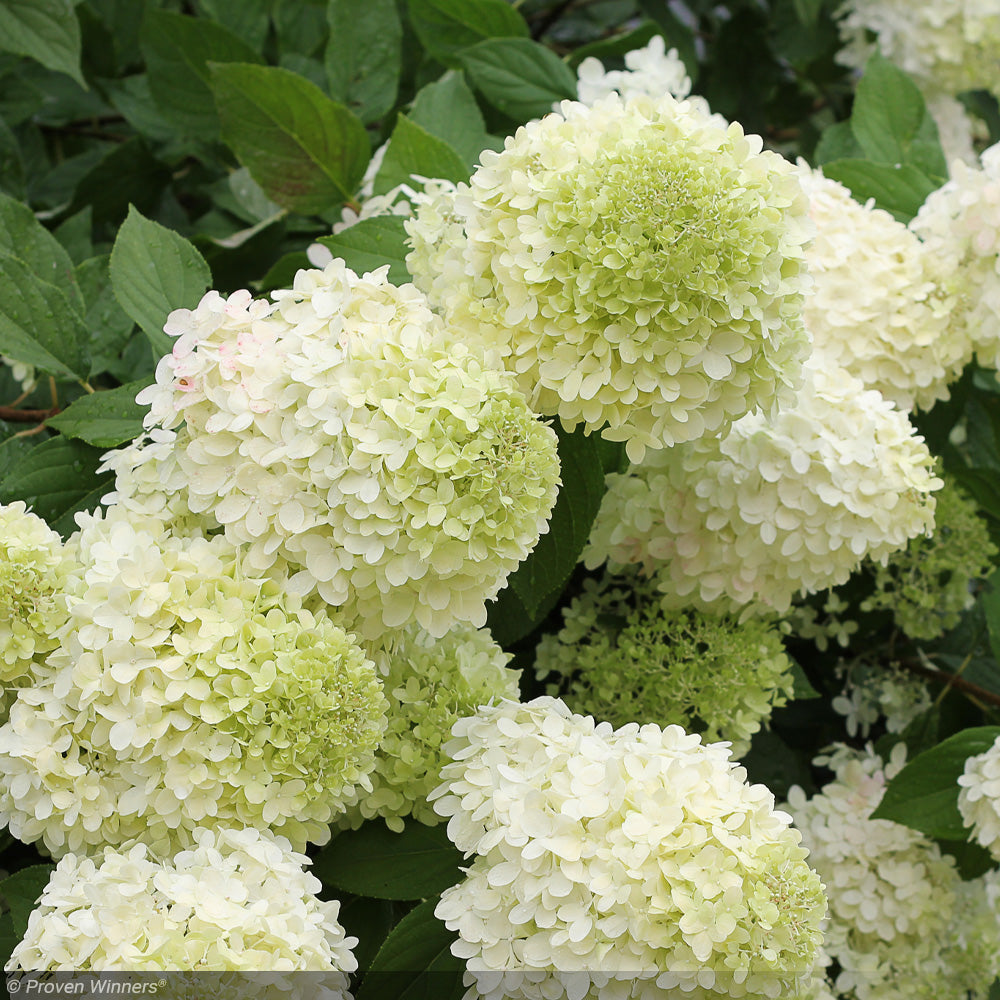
[782,592,858,653]
[6,827,357,978]
[910,142,1000,375]
[129,261,560,639]
[406,93,812,461]
[797,164,968,411]
[534,571,794,757]
[0,506,387,857]
[786,745,1000,999]
[0,355,37,395]
[860,476,996,639]
[830,662,931,738]
[429,697,826,1000]
[958,733,1000,859]
[339,624,520,831]
[0,502,77,716]
[837,0,1000,100]
[584,359,941,616]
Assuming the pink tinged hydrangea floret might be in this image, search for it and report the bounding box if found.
[958,734,1000,860]
[406,93,813,463]
[0,506,387,857]
[583,359,941,617]
[6,826,357,984]
[126,263,560,640]
[428,697,827,1000]
[797,163,971,411]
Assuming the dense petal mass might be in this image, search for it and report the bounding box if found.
[6,827,357,980]
[584,360,941,616]
[958,734,1000,859]
[429,697,826,1000]
[0,506,387,857]
[126,262,560,639]
[798,164,970,410]
[407,93,812,462]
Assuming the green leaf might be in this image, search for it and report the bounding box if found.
[326,0,402,124]
[410,71,492,168]
[851,53,947,180]
[47,380,149,448]
[313,820,465,901]
[814,120,864,166]
[273,0,329,58]
[70,137,171,227]
[0,191,82,310]
[195,0,271,51]
[256,250,311,294]
[109,206,212,361]
[337,897,402,972]
[140,9,263,139]
[355,898,465,1000]
[982,568,1000,666]
[460,37,577,123]
[568,21,660,70]
[0,252,88,379]
[211,62,370,215]
[788,660,820,700]
[871,726,1000,839]
[317,216,411,285]
[0,115,25,198]
[0,436,111,535]
[0,911,17,972]
[821,159,937,224]
[508,423,608,618]
[792,0,823,25]
[0,865,55,938]
[0,0,84,88]
[76,253,138,378]
[408,0,527,68]
[372,116,469,197]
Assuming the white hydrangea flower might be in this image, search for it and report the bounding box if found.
[958,733,1000,859]
[786,744,999,1000]
[584,359,941,617]
[1,356,37,395]
[430,697,827,1000]
[574,34,718,123]
[6,826,357,983]
[797,163,971,410]
[407,93,813,462]
[837,0,1000,100]
[0,506,387,857]
[0,502,78,717]
[830,662,930,738]
[926,94,981,167]
[128,263,560,639]
[339,623,521,831]
[910,142,1000,374]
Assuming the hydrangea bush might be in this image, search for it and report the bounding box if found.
[1,2,1000,998]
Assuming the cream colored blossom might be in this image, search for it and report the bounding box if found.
[407,93,812,462]
[128,263,560,639]
[6,827,357,982]
[431,697,826,1000]
[798,163,970,410]
[1,356,36,394]
[830,662,930,738]
[958,734,1000,859]
[0,506,387,857]
[584,359,941,617]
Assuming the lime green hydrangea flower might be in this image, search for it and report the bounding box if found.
[0,507,387,858]
[6,827,357,979]
[407,93,812,462]
[861,477,997,640]
[0,502,77,717]
[535,571,794,757]
[340,624,521,831]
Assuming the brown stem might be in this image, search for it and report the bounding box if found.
[898,657,1000,710]
[0,406,58,423]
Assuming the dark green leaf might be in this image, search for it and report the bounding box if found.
[273,0,329,58]
[109,206,212,361]
[356,898,465,1000]
[814,121,864,166]
[851,53,947,180]
[460,38,577,123]
[0,191,82,309]
[53,206,94,266]
[211,62,370,214]
[140,9,263,139]
[982,568,1000,666]
[0,436,111,534]
[317,216,411,284]
[75,253,137,378]
[788,661,820,700]
[0,0,84,88]
[937,837,996,880]
[0,116,25,198]
[196,0,270,51]
[508,423,608,619]
[821,159,937,224]
[0,865,55,938]
[0,911,17,972]
[337,897,402,972]
[373,116,469,196]
[568,21,660,70]
[256,251,312,293]
[871,726,1000,838]
[47,380,149,448]
[70,137,171,227]
[408,0,527,68]
[326,0,402,124]
[410,71,491,168]
[313,820,465,901]
[792,0,822,25]
[0,252,88,380]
